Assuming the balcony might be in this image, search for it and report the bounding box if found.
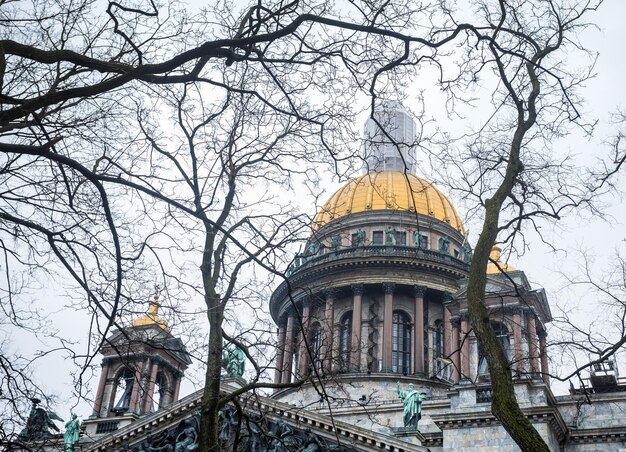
[286,244,470,277]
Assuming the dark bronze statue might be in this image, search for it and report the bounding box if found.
[174,419,198,452]
[354,228,365,246]
[19,398,63,441]
[438,235,450,254]
[385,226,396,245]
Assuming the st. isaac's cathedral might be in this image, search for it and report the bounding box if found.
[21,104,626,451]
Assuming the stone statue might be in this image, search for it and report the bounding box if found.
[438,235,450,254]
[64,413,80,451]
[396,382,425,430]
[222,342,245,377]
[354,228,365,246]
[19,398,63,441]
[307,241,319,257]
[385,226,396,245]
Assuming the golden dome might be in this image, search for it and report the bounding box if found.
[131,294,170,332]
[486,246,515,274]
[314,171,465,233]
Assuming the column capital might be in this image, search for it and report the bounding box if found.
[523,307,537,318]
[383,282,395,294]
[442,292,454,304]
[413,285,427,298]
[351,284,364,296]
[323,288,337,300]
[537,329,548,340]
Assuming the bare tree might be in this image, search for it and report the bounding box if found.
[421,1,626,450]
[2,0,624,450]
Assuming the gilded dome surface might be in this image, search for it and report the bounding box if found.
[314,171,465,233]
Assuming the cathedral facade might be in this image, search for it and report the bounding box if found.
[22,105,626,451]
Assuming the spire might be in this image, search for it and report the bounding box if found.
[363,101,417,173]
[131,291,170,332]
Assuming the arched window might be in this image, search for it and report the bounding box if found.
[478,322,511,376]
[339,312,352,371]
[432,319,444,375]
[149,373,167,413]
[392,311,411,374]
[112,367,134,411]
[309,322,323,372]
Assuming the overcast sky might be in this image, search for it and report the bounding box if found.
[9,0,626,426]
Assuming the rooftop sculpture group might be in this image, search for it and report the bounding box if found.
[18,398,63,442]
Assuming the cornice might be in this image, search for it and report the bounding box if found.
[88,383,429,452]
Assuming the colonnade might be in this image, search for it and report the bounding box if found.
[450,308,549,384]
[274,283,442,384]
[273,285,550,387]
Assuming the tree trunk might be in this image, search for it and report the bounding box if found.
[467,210,550,451]
[199,299,224,450]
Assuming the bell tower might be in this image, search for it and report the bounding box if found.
[83,293,191,436]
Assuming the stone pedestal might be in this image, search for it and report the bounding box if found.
[393,427,426,445]
[220,376,247,389]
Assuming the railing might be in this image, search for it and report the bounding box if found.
[271,245,470,305]
[288,245,469,275]
[476,387,493,403]
[95,421,120,434]
[591,359,619,378]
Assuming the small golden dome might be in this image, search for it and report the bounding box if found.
[313,171,465,233]
[131,294,170,332]
[486,246,515,274]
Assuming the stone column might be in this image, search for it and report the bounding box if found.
[321,289,335,373]
[351,284,364,371]
[513,310,524,374]
[129,359,146,413]
[142,360,160,413]
[99,370,116,416]
[171,375,182,403]
[527,313,540,374]
[460,318,470,379]
[443,301,450,359]
[92,361,110,416]
[282,312,295,383]
[274,322,286,385]
[451,320,460,383]
[382,282,395,372]
[298,300,312,377]
[414,286,426,374]
[539,332,550,385]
